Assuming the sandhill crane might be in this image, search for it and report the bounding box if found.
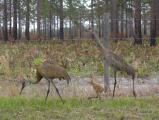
[88,75,104,99]
[20,59,71,103]
[90,29,136,97]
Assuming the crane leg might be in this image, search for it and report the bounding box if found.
[96,93,101,99]
[45,80,51,103]
[132,76,136,97]
[95,93,99,98]
[113,71,117,97]
[50,80,64,104]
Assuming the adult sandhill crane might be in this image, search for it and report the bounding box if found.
[90,29,136,97]
[20,51,71,103]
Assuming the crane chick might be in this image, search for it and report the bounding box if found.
[88,75,104,99]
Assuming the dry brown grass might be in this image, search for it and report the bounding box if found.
[0,55,11,79]
[0,40,158,98]
[8,83,19,96]
[0,76,158,98]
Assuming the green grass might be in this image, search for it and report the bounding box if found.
[0,96,159,119]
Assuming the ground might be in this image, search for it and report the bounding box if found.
[1,75,159,97]
[0,75,158,119]
[0,96,159,120]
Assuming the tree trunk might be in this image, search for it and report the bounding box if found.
[13,0,17,40]
[143,3,147,36]
[134,0,142,44]
[150,0,157,46]
[143,20,147,36]
[18,0,21,40]
[59,0,64,40]
[9,0,12,36]
[91,0,94,39]
[33,19,36,34]
[103,13,110,91]
[79,12,82,39]
[57,15,59,39]
[3,0,8,41]
[125,2,128,38]
[156,0,159,36]
[44,18,47,40]
[69,19,73,39]
[37,0,41,40]
[49,0,52,40]
[53,15,56,37]
[111,0,118,42]
[98,17,101,38]
[120,5,124,38]
[49,16,52,40]
[25,0,30,41]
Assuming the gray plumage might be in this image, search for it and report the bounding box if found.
[91,30,136,97]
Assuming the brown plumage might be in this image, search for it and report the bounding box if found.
[20,60,71,103]
[88,75,104,98]
[90,30,136,97]
[35,61,71,83]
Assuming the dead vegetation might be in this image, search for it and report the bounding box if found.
[0,40,158,97]
[0,40,158,79]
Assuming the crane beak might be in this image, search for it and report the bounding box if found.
[87,81,92,84]
[20,81,26,95]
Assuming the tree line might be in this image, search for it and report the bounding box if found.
[1,0,158,46]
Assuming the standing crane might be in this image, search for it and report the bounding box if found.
[20,59,71,103]
[90,29,136,97]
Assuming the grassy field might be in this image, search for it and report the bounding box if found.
[0,40,159,119]
[0,96,159,120]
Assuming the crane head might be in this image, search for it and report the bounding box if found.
[88,80,93,85]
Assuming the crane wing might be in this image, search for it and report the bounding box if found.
[36,62,68,79]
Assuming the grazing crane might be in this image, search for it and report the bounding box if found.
[20,59,71,103]
[88,75,104,99]
[89,29,136,97]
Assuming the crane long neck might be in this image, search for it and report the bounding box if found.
[92,30,108,53]
[26,70,43,85]
[90,80,97,86]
